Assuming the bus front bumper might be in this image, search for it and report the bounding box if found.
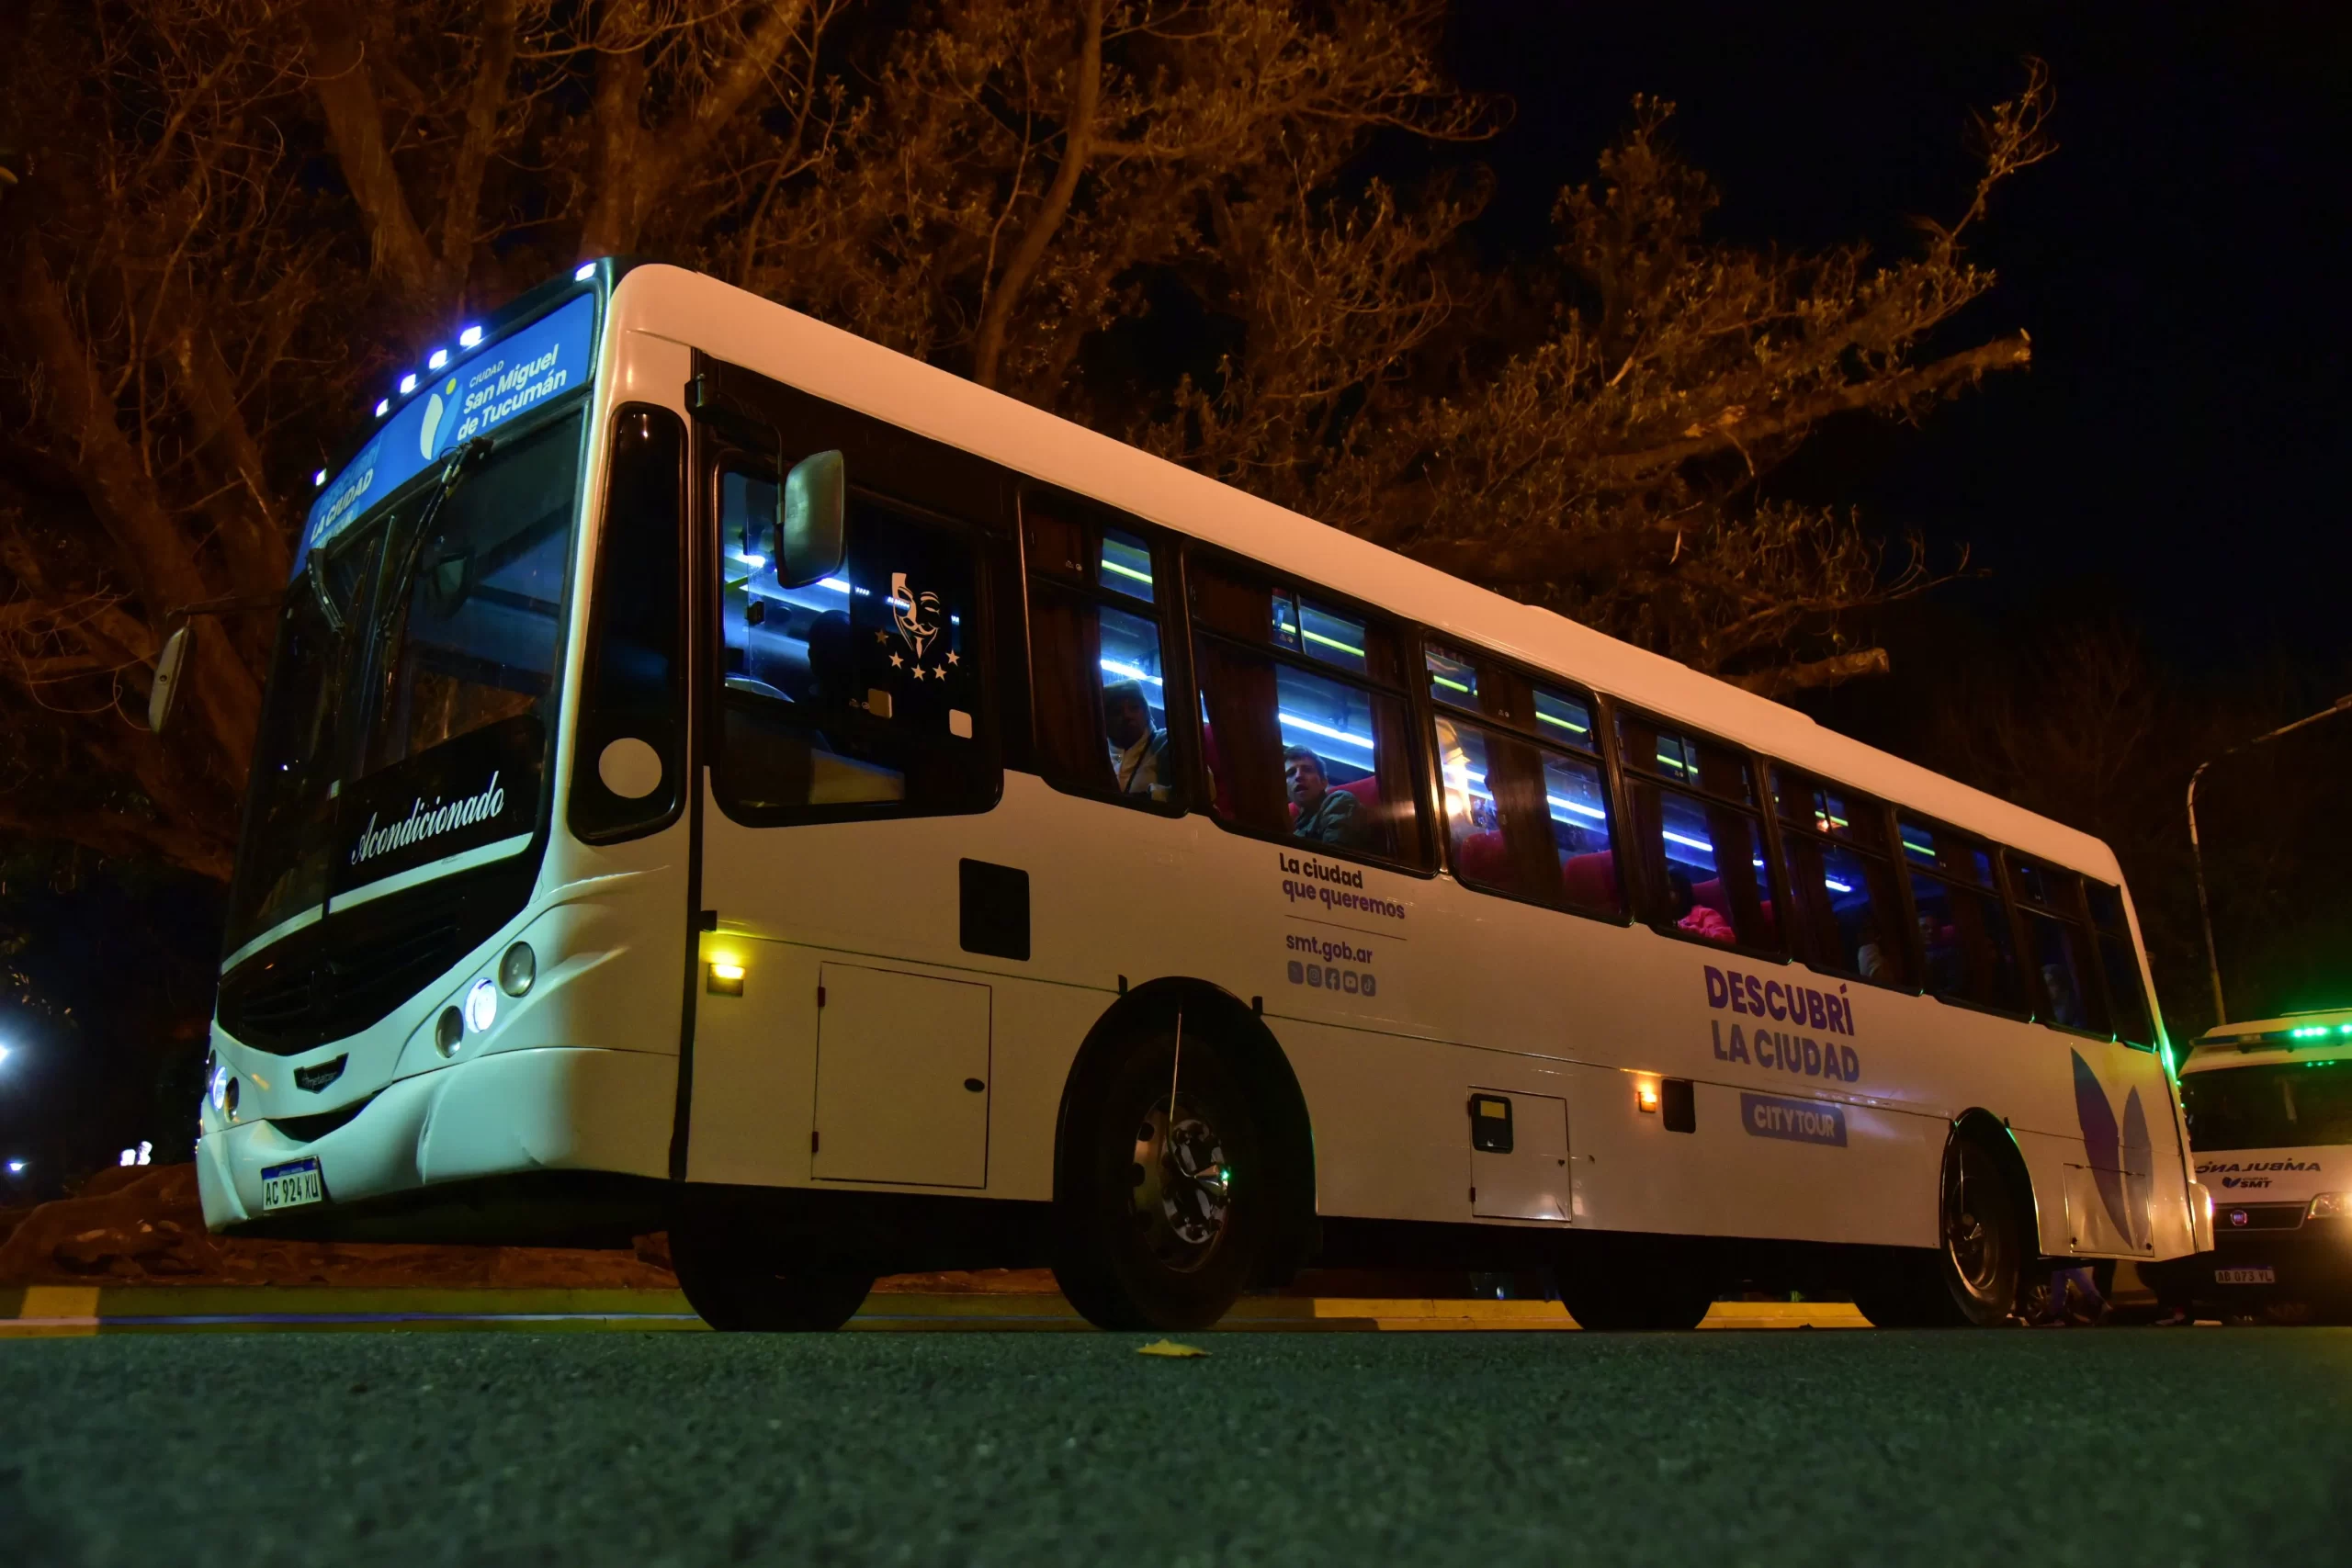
[197,1046,676,1242]
[2141,1219,2352,1313]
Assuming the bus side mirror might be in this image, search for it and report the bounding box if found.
[147,626,190,736]
[779,449,846,589]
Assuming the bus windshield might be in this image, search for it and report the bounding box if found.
[223,408,585,959]
[2180,1059,2352,1151]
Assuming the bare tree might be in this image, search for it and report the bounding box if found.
[0,2,2052,882]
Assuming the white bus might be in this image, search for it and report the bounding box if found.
[196,261,2213,1330]
[2146,1009,2352,1320]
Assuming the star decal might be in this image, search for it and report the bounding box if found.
[875,630,889,644]
[888,652,904,668]
[944,649,960,666]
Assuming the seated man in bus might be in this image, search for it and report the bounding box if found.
[1283,745,1377,851]
[1102,678,1173,802]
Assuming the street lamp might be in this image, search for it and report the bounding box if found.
[2188,693,2352,1025]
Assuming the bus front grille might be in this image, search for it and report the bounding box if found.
[220,917,463,1055]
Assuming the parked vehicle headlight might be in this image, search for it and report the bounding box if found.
[2307,1192,2352,1220]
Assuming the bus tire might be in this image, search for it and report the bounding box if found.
[1856,1134,2027,1327]
[1557,1236,1717,1331]
[1051,1021,1270,1332]
[670,1226,875,1332]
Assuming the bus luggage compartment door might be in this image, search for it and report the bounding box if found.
[1468,1090,1571,1223]
[811,963,991,1189]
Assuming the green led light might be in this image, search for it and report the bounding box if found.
[1101,558,1154,586]
[1538,711,1590,734]
[2338,1023,2352,1036]
[1657,750,1690,772]
[1431,675,1471,694]
[1303,628,1365,658]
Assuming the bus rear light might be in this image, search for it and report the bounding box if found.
[707,960,746,997]
[435,1006,464,1058]
[1635,1081,1660,1114]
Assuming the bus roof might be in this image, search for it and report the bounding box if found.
[613,264,2125,886]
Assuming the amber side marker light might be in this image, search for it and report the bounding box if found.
[1635,1081,1661,1114]
[707,960,747,997]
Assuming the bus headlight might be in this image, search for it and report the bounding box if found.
[464,977,499,1034]
[435,1006,464,1057]
[498,942,537,997]
[2308,1192,2352,1220]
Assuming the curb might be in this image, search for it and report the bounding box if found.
[1,1285,1872,1336]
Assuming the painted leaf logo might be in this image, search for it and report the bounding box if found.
[2071,1050,2154,1247]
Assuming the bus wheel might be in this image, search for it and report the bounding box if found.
[1557,1238,1716,1331]
[1856,1136,2026,1327]
[670,1227,875,1332]
[1052,1024,1269,1332]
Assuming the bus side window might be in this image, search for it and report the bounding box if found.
[1190,560,1425,867]
[1023,499,1182,809]
[1429,643,1619,915]
[2009,858,2109,1035]
[1898,818,2026,1013]
[1616,711,1779,953]
[2086,882,2156,1046]
[711,475,995,821]
[1769,767,1906,987]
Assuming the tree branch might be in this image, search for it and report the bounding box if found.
[579,0,808,257]
[438,0,522,294]
[295,0,436,310]
[971,0,1102,389]
[2,242,260,763]
[1723,647,1892,698]
[1584,333,2031,489]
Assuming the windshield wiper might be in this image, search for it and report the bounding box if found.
[376,437,494,642]
[307,547,345,634]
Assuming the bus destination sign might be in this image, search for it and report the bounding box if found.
[297,291,598,580]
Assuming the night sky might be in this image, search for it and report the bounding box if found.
[1454,0,2352,676]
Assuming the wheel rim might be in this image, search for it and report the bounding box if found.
[1943,1143,2011,1310]
[1127,1096,1232,1271]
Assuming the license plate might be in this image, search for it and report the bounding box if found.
[260,1156,326,1213]
[2214,1266,2276,1286]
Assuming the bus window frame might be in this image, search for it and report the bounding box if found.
[1609,702,1791,964]
[1893,810,2033,1022]
[1179,541,1435,877]
[1414,632,1631,927]
[2001,851,2124,1044]
[1015,484,1191,820]
[1758,758,1919,996]
[700,445,1008,830]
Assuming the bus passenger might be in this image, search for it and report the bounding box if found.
[1103,679,1172,802]
[1284,745,1375,850]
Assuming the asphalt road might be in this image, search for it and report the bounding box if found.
[5,1327,2347,1567]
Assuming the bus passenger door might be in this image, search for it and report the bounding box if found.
[812,964,991,1188]
[680,352,1015,1188]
